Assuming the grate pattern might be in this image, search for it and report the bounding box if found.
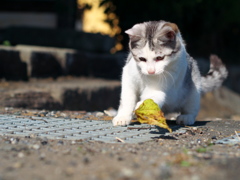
[0,115,173,143]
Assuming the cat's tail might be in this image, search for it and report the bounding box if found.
[201,54,228,94]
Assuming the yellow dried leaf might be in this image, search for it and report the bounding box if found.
[134,99,172,133]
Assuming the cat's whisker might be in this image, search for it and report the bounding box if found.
[159,72,167,87]
[164,70,175,87]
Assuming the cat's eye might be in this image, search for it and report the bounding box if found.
[139,57,147,62]
[156,56,164,61]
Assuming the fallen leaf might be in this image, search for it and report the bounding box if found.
[134,99,172,133]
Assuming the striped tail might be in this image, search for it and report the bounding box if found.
[201,54,228,94]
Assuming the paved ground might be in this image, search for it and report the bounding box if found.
[0,108,239,180]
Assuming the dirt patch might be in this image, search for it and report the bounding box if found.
[0,109,239,180]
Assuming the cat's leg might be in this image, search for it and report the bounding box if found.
[112,76,138,126]
[112,91,137,126]
[135,88,166,110]
[176,89,200,125]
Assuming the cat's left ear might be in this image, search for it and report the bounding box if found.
[125,24,144,38]
[157,23,179,42]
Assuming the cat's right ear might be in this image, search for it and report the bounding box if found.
[157,23,179,42]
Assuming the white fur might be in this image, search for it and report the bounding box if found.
[112,39,201,126]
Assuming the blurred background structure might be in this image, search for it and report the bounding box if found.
[105,0,240,64]
[0,0,240,115]
[1,0,240,62]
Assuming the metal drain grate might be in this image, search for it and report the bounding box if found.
[0,115,173,143]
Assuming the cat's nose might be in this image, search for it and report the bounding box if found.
[148,70,155,74]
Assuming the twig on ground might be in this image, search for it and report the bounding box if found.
[15,116,27,118]
[115,137,125,143]
[30,117,48,123]
[127,127,153,130]
[235,130,240,141]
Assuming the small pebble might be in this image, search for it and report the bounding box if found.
[118,156,124,161]
[211,136,217,140]
[13,162,23,169]
[203,153,213,160]
[39,111,48,116]
[57,140,64,145]
[18,152,25,158]
[190,141,195,145]
[10,138,19,145]
[39,153,46,160]
[41,141,48,145]
[104,108,117,117]
[30,134,37,138]
[5,107,13,111]
[71,141,76,145]
[192,127,198,130]
[14,112,21,116]
[64,167,74,176]
[60,113,67,117]
[83,157,90,164]
[120,168,134,178]
[196,139,202,144]
[32,144,40,150]
[95,112,104,117]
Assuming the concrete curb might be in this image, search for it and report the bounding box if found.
[0,78,121,111]
[0,45,126,80]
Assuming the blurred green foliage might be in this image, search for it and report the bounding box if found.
[101,0,240,64]
[2,40,11,46]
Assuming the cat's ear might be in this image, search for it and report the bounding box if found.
[125,24,145,49]
[125,24,145,38]
[157,23,179,42]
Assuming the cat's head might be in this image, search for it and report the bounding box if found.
[125,21,184,75]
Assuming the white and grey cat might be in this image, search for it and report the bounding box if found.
[112,20,228,126]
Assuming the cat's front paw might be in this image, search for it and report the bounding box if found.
[176,114,195,125]
[112,115,132,126]
[134,100,144,110]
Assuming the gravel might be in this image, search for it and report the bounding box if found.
[0,107,239,180]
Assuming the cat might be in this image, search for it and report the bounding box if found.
[112,20,228,126]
